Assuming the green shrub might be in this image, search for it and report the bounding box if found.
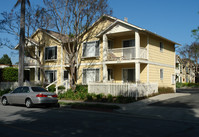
[107,94,113,102]
[86,94,93,101]
[115,95,125,103]
[158,87,174,94]
[2,67,18,82]
[96,93,104,101]
[176,82,184,88]
[176,83,199,88]
[76,85,88,93]
[48,84,56,93]
[0,89,11,96]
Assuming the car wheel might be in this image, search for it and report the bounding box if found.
[2,97,8,106]
[25,99,33,108]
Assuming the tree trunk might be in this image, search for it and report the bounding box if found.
[18,0,25,86]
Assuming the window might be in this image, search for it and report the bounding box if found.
[45,70,57,83]
[38,68,40,81]
[31,87,48,92]
[83,69,100,84]
[108,40,113,49]
[12,87,22,93]
[45,46,57,60]
[108,69,113,81]
[160,42,164,52]
[123,69,135,82]
[22,87,30,93]
[82,41,99,57]
[160,69,164,80]
[123,40,135,48]
[64,70,69,80]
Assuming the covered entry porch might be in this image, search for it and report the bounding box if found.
[103,62,148,83]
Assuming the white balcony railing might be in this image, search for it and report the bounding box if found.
[107,47,147,61]
[24,57,37,66]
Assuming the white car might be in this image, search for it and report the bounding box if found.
[1,86,59,108]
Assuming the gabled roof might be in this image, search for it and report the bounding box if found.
[97,15,181,46]
[32,28,70,43]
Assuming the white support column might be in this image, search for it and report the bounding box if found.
[35,67,38,82]
[135,62,140,83]
[61,44,63,84]
[103,34,108,61]
[103,34,108,82]
[135,31,140,59]
[103,64,108,82]
[35,46,38,82]
[147,64,149,83]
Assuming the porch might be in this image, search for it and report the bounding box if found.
[103,62,148,84]
[102,24,149,62]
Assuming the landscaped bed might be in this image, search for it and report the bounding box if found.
[59,102,120,112]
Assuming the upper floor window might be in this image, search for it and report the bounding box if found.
[160,42,164,52]
[123,39,135,48]
[82,41,99,58]
[45,46,57,60]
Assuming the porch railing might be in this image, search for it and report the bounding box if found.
[88,82,158,98]
[107,47,147,61]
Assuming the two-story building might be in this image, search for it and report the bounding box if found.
[77,15,179,90]
[21,15,180,92]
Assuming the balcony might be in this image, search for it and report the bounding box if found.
[24,57,37,66]
[107,47,147,61]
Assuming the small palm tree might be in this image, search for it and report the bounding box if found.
[14,0,30,86]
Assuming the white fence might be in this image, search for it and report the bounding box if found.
[88,82,158,97]
[0,81,40,90]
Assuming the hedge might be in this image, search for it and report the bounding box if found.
[2,67,18,82]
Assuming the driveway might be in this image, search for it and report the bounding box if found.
[118,89,199,123]
[150,89,199,109]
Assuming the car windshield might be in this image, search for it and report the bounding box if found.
[31,87,48,92]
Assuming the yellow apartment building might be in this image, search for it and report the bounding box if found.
[20,15,180,91]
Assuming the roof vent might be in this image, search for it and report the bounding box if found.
[124,17,128,22]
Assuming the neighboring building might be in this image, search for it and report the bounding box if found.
[181,59,195,83]
[175,55,183,83]
[20,15,180,91]
[175,56,195,83]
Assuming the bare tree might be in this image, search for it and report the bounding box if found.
[44,0,112,90]
[0,4,54,86]
[190,42,199,77]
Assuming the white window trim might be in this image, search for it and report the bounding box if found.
[44,46,58,61]
[82,68,100,85]
[82,41,100,58]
